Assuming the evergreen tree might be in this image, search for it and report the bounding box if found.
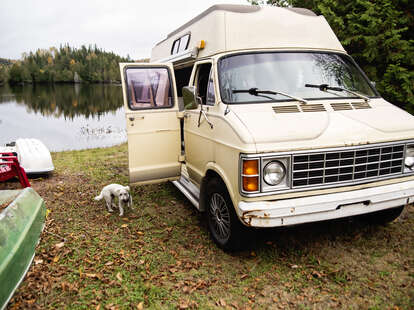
[7,44,132,85]
[249,0,414,111]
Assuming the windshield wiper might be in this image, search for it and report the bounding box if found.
[232,88,308,104]
[305,83,370,103]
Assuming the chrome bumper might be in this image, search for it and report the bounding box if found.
[237,180,414,227]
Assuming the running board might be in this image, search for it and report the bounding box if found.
[172,176,200,210]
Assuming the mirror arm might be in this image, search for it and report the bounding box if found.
[198,108,214,129]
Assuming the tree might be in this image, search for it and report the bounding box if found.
[6,44,131,84]
[248,0,414,111]
[0,65,8,85]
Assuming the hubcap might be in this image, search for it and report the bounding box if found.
[209,193,231,241]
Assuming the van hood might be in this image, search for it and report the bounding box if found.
[231,99,414,153]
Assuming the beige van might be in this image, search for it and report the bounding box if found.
[120,4,414,250]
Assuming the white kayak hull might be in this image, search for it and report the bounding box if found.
[0,139,54,174]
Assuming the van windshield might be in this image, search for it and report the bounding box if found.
[218,52,377,104]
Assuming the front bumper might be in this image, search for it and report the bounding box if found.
[237,179,414,227]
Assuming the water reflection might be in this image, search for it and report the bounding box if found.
[0,83,123,119]
[0,84,127,151]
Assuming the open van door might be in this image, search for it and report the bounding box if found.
[120,63,181,184]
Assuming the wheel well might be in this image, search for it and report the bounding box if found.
[199,170,223,212]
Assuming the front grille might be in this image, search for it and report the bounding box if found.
[292,144,405,188]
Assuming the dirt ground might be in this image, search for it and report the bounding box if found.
[2,144,413,309]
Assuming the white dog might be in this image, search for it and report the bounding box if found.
[94,184,133,216]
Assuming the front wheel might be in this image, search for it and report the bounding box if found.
[206,178,250,251]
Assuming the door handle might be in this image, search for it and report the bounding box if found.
[129,116,144,121]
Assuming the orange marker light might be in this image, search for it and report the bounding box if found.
[199,40,206,49]
[243,159,258,176]
[243,176,259,192]
[242,159,259,192]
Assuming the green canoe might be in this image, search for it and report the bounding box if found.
[0,188,45,310]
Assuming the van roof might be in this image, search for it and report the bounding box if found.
[151,4,345,62]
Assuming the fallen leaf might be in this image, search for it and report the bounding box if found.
[230,302,239,309]
[55,242,65,249]
[121,224,128,228]
[105,261,114,266]
[34,259,43,265]
[53,255,60,263]
[137,301,144,310]
[291,264,299,269]
[116,272,123,282]
[137,231,144,235]
[178,298,190,309]
[311,270,323,278]
[96,305,101,310]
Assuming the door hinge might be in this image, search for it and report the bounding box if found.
[178,154,185,162]
[177,111,185,119]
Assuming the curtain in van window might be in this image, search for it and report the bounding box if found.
[126,68,173,109]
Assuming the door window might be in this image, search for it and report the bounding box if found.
[195,63,214,106]
[206,69,215,105]
[125,67,173,110]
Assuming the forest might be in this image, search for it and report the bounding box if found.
[1,0,413,110]
[249,0,414,111]
[0,45,132,85]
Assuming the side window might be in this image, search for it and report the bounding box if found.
[179,34,190,52]
[206,69,215,106]
[126,67,173,110]
[171,40,180,55]
[171,34,191,55]
[195,63,212,105]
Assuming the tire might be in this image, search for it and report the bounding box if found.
[205,178,250,251]
[363,206,405,225]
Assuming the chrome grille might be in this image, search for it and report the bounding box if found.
[292,144,405,188]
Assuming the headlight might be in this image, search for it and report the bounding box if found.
[405,145,414,172]
[263,161,286,185]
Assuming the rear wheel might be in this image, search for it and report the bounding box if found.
[363,206,405,225]
[206,178,249,251]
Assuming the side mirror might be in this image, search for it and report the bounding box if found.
[182,86,198,110]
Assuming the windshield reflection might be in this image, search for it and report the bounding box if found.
[218,52,377,104]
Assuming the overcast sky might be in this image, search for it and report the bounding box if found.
[0,0,249,60]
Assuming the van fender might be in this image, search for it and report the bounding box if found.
[200,162,237,212]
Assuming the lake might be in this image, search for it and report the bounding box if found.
[0,84,127,152]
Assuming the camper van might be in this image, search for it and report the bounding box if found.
[120,4,414,250]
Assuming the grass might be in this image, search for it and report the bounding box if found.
[2,143,413,309]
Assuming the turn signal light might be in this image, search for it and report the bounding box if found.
[243,159,258,175]
[242,159,259,192]
[243,176,258,192]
